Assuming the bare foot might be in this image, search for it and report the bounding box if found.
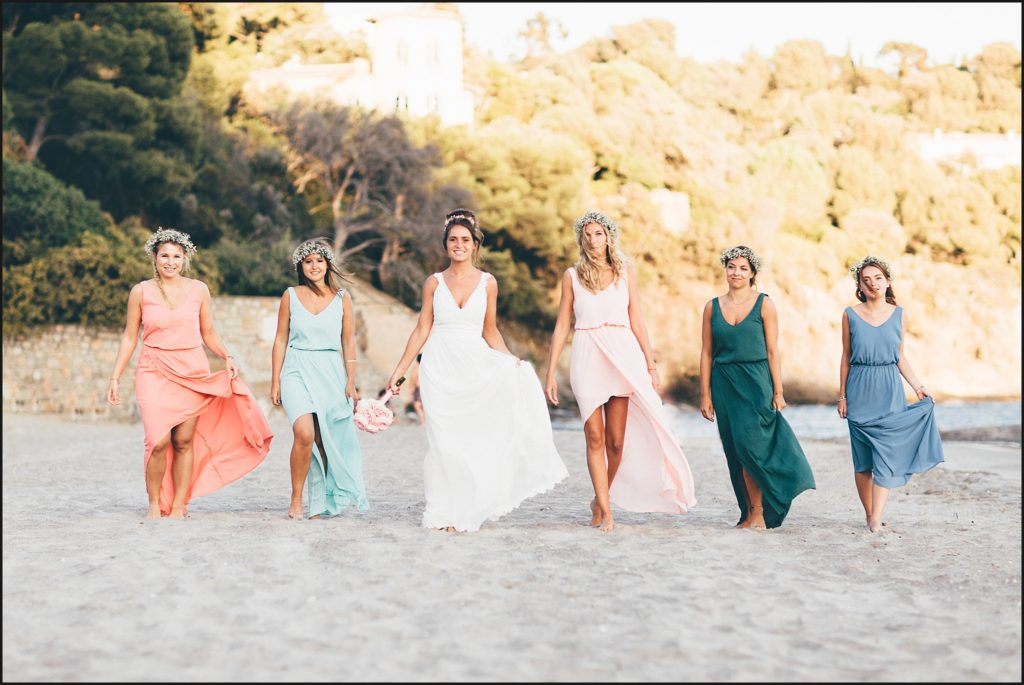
[747,506,767,531]
[589,498,602,527]
[868,518,883,533]
[146,504,162,520]
[734,517,751,529]
[288,501,303,519]
[168,507,187,519]
[599,516,615,533]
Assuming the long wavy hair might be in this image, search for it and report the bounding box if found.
[573,211,626,294]
[853,258,897,306]
[293,237,351,296]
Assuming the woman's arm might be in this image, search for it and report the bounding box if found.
[762,296,787,410]
[386,276,438,393]
[544,270,574,405]
[699,300,715,421]
[838,310,850,418]
[107,283,144,406]
[197,281,238,379]
[481,276,515,357]
[625,264,661,392]
[340,291,359,400]
[895,308,929,399]
[270,290,290,406]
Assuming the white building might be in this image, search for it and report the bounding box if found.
[247,5,474,127]
[912,130,1021,169]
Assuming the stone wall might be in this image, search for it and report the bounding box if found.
[2,280,420,422]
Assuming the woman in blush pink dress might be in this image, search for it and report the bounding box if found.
[107,228,273,519]
[545,211,696,532]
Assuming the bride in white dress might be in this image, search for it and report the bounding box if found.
[386,209,568,532]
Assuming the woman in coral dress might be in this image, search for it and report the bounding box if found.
[108,228,273,518]
[386,209,568,533]
[545,211,697,532]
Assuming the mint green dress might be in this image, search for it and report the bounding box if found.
[710,294,815,528]
[280,287,367,516]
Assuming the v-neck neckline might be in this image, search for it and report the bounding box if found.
[293,288,337,317]
[152,279,192,311]
[440,272,485,310]
[717,293,760,327]
[848,305,898,329]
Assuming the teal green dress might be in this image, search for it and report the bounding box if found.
[710,293,816,528]
[280,287,367,516]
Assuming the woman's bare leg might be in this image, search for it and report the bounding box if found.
[168,416,199,518]
[145,432,171,519]
[583,407,612,530]
[289,414,315,519]
[855,470,874,527]
[739,469,766,530]
[868,482,889,533]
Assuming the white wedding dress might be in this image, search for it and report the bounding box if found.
[418,272,568,532]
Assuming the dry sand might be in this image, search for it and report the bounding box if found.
[2,412,1020,682]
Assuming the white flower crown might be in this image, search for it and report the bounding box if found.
[719,246,762,272]
[145,227,196,257]
[573,211,619,240]
[292,240,335,266]
[849,256,892,282]
[444,210,477,232]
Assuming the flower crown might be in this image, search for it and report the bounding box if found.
[145,227,196,257]
[444,210,477,232]
[292,240,335,266]
[573,211,619,241]
[719,246,762,272]
[849,256,892,282]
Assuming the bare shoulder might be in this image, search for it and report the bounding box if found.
[760,293,777,312]
[188,278,211,295]
[422,274,439,292]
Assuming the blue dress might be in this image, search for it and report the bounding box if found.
[280,287,368,515]
[845,306,944,488]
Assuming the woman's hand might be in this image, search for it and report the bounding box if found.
[700,394,714,422]
[648,367,661,393]
[837,397,847,418]
[914,385,930,400]
[545,376,559,406]
[107,379,121,406]
[772,391,787,411]
[386,373,404,396]
[226,356,239,379]
[271,381,281,406]
[346,378,359,402]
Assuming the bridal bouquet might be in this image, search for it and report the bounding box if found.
[354,378,404,434]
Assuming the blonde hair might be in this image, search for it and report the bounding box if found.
[573,211,626,294]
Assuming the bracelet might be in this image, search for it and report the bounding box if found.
[837,396,846,402]
[647,366,657,371]
[345,359,357,363]
[225,355,234,360]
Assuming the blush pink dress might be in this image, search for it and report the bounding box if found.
[135,279,273,515]
[568,267,697,513]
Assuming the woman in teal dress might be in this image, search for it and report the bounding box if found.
[271,238,367,519]
[699,246,816,530]
[839,256,943,532]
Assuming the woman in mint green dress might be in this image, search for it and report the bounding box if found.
[699,246,816,530]
[271,238,367,519]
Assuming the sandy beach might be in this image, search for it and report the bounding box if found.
[2,412,1020,682]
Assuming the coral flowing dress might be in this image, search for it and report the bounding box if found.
[419,272,569,532]
[280,287,367,516]
[568,267,697,513]
[135,279,273,515]
[845,306,944,487]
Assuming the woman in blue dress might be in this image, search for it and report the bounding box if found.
[838,256,944,532]
[271,238,367,519]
